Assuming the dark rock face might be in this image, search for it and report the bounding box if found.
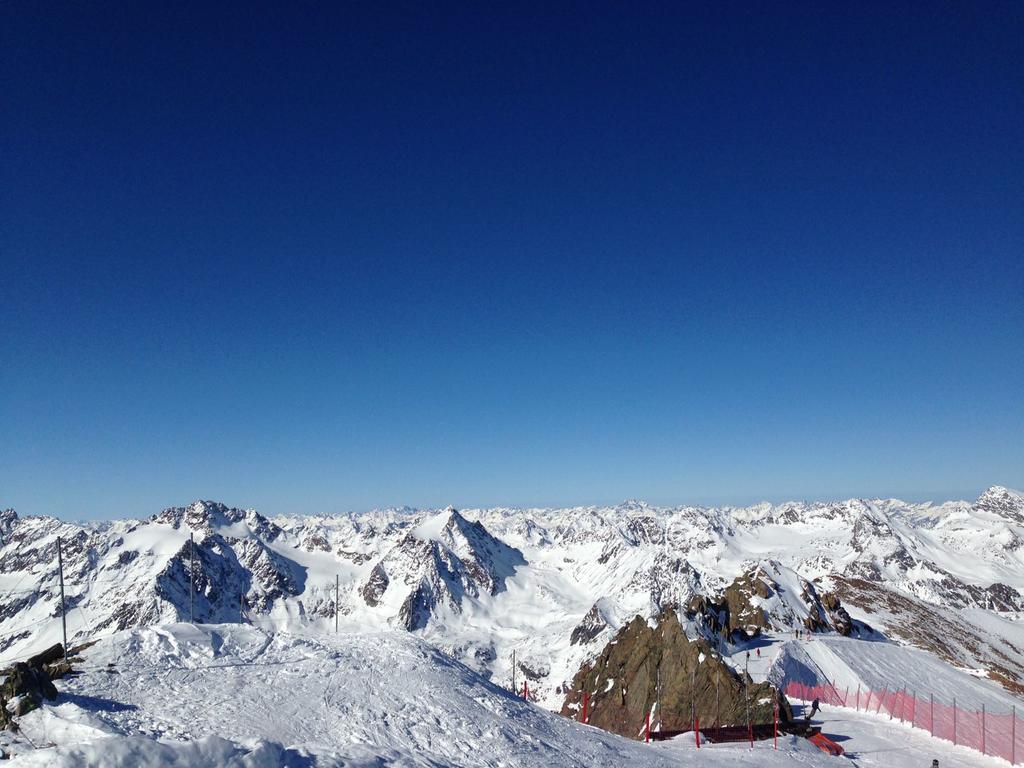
[570,603,608,646]
[976,486,1024,525]
[398,584,433,631]
[561,610,790,739]
[690,565,864,639]
[361,563,389,607]
[1,662,59,722]
[721,571,773,636]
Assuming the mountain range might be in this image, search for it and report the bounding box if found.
[2,486,1023,710]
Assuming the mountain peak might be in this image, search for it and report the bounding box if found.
[975,486,1024,523]
[151,500,260,532]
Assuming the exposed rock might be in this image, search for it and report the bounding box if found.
[721,570,773,637]
[26,643,63,668]
[570,603,608,646]
[1,662,58,722]
[361,563,389,607]
[561,609,790,738]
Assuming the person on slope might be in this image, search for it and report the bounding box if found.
[804,697,820,724]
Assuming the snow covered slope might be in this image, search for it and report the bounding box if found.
[10,623,811,767]
[2,487,1024,710]
[7,623,1013,768]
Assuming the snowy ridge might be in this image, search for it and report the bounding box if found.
[2,488,1024,710]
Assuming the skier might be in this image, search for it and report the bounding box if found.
[804,697,820,724]
[756,648,761,658]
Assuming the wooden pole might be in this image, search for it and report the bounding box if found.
[57,536,68,661]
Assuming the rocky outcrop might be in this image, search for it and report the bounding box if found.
[0,645,65,727]
[561,610,790,738]
[361,563,389,607]
[570,603,608,646]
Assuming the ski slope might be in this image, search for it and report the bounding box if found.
[8,623,1018,767]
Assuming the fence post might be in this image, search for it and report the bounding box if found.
[844,686,849,707]
[930,693,934,736]
[981,703,986,755]
[855,684,860,711]
[1012,705,1016,764]
[876,686,887,715]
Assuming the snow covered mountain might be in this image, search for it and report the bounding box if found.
[2,487,1024,711]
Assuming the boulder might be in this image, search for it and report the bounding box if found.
[561,608,790,738]
[1,661,58,724]
[27,643,64,668]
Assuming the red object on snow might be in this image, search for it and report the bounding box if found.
[808,732,845,756]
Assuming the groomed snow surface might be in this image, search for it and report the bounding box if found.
[8,623,1018,767]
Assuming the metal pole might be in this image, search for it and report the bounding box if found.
[335,574,339,633]
[57,536,68,661]
[189,532,195,623]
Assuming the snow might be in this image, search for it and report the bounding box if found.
[13,623,692,766]
[9,622,1015,768]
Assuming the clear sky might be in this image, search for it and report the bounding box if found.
[2,3,1022,520]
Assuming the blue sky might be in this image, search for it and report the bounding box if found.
[2,3,1022,519]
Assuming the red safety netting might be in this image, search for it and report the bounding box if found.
[784,681,1023,764]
